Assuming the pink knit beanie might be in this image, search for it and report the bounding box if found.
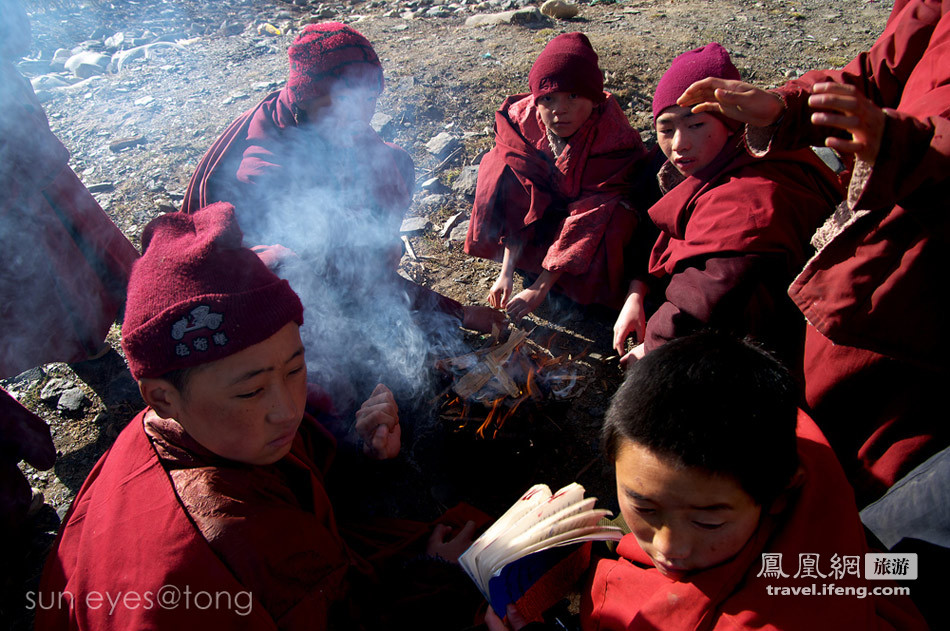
[529,32,605,104]
[121,202,304,379]
[652,42,740,121]
[286,22,383,106]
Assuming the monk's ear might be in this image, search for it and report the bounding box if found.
[139,378,180,419]
[767,465,806,516]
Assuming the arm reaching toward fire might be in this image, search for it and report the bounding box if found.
[354,383,401,459]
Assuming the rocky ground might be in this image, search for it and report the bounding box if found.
[3,0,892,627]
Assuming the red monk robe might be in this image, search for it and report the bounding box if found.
[465,93,657,309]
[745,0,950,500]
[183,87,464,318]
[0,61,138,375]
[643,137,841,370]
[582,412,927,631]
[37,401,485,630]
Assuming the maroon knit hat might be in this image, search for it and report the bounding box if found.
[121,202,304,379]
[653,42,740,121]
[286,22,383,106]
[529,32,604,104]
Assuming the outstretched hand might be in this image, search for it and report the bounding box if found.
[354,383,401,460]
[807,82,887,163]
[426,519,477,564]
[613,289,647,356]
[489,271,514,309]
[462,305,508,333]
[677,77,785,127]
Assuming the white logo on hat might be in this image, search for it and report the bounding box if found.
[171,306,224,340]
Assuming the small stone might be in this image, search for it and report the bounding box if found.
[425,131,461,157]
[57,387,89,415]
[540,0,579,20]
[420,194,447,209]
[447,219,470,243]
[452,164,479,197]
[400,216,431,234]
[421,177,448,193]
[30,74,71,92]
[371,112,395,137]
[440,211,466,238]
[40,378,72,403]
[109,136,147,152]
[64,51,110,78]
[86,182,115,194]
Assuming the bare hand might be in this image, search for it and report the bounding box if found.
[489,271,514,309]
[505,284,548,322]
[484,604,529,631]
[613,291,647,356]
[619,343,647,368]
[678,77,785,127]
[354,384,401,459]
[462,305,508,333]
[807,82,887,163]
[426,519,477,564]
[250,244,299,271]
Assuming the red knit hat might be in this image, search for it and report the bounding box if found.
[529,32,605,104]
[121,203,304,379]
[286,22,383,106]
[653,42,740,121]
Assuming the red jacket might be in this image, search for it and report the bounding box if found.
[745,0,950,496]
[466,93,656,308]
[0,62,138,374]
[36,409,354,630]
[581,412,927,631]
[763,0,950,369]
[644,138,840,368]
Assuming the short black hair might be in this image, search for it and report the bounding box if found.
[602,331,800,506]
[158,366,195,397]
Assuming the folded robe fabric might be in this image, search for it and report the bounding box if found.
[582,411,928,631]
[465,93,656,309]
[0,61,138,375]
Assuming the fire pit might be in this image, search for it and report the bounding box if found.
[434,328,589,439]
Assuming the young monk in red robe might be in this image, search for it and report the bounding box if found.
[677,0,950,506]
[613,44,841,371]
[35,203,484,630]
[465,32,658,321]
[184,22,501,333]
[486,332,927,631]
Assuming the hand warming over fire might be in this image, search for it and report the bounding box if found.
[462,305,508,333]
[619,343,647,367]
[426,519,477,564]
[354,384,401,459]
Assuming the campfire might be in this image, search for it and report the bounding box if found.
[434,328,588,439]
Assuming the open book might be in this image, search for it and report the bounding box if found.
[459,483,623,619]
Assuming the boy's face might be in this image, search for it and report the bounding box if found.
[537,92,595,138]
[614,440,762,579]
[165,322,308,466]
[655,105,732,176]
[301,85,378,132]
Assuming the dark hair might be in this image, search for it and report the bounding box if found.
[602,331,800,506]
[158,366,195,397]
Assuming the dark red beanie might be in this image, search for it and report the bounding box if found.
[653,42,740,121]
[121,203,304,379]
[286,22,383,106]
[529,32,604,104]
